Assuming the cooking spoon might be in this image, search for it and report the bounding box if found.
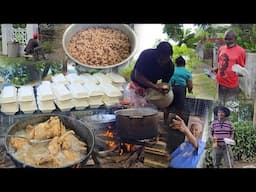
[0,135,52,144]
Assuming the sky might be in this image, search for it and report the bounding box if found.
[133,24,195,58]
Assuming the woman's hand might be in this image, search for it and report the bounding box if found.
[170,115,187,133]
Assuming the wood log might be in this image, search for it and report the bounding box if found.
[144,159,168,168]
[144,141,167,150]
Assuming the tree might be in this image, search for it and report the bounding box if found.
[163,24,196,48]
[231,24,256,52]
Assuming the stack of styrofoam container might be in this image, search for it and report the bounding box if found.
[36,81,56,113]
[18,85,37,114]
[106,72,126,91]
[92,72,112,84]
[99,82,122,107]
[83,83,104,108]
[51,73,68,85]
[67,83,89,110]
[0,85,19,115]
[51,83,74,112]
[80,73,99,85]
[65,73,84,84]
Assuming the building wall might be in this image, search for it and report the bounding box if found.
[239,52,256,99]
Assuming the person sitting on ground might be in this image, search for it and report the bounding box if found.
[24,33,46,60]
[169,115,205,168]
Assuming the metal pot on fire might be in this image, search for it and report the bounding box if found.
[114,107,159,141]
[83,114,116,132]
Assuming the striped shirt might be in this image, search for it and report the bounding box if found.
[210,119,234,146]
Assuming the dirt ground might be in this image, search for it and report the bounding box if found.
[233,161,256,168]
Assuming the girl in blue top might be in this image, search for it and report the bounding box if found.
[164,56,193,122]
[164,56,193,153]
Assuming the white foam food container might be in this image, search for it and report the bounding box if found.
[18,85,35,102]
[0,86,17,104]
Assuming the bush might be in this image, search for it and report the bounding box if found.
[232,121,256,161]
[173,45,200,70]
[204,41,214,48]
[203,139,214,168]
[119,59,136,81]
[41,41,53,53]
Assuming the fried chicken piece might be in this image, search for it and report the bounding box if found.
[61,133,87,152]
[48,136,61,156]
[26,116,64,140]
[26,125,35,139]
[59,130,75,143]
[10,137,29,150]
[62,150,79,162]
[23,152,54,166]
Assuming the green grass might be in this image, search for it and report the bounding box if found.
[0,55,31,67]
[192,73,217,100]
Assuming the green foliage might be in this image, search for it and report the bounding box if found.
[0,62,39,86]
[119,59,136,81]
[232,121,256,161]
[173,45,200,70]
[0,55,64,86]
[163,24,184,43]
[232,24,256,52]
[163,24,196,48]
[41,41,53,53]
[203,139,214,168]
[238,102,253,121]
[204,41,214,48]
[49,61,63,75]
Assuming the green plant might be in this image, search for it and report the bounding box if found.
[173,44,200,70]
[204,41,214,48]
[41,41,53,53]
[119,59,136,81]
[232,121,256,161]
[203,139,214,168]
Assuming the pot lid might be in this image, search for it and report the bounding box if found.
[85,114,116,123]
[114,107,158,117]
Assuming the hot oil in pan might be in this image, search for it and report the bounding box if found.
[9,129,87,168]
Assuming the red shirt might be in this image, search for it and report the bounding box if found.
[217,45,246,88]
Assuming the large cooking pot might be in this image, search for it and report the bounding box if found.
[114,107,159,141]
[62,24,138,69]
[4,114,95,168]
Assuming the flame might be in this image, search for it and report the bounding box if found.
[106,141,116,149]
[125,143,131,152]
[119,143,133,155]
[100,130,114,138]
